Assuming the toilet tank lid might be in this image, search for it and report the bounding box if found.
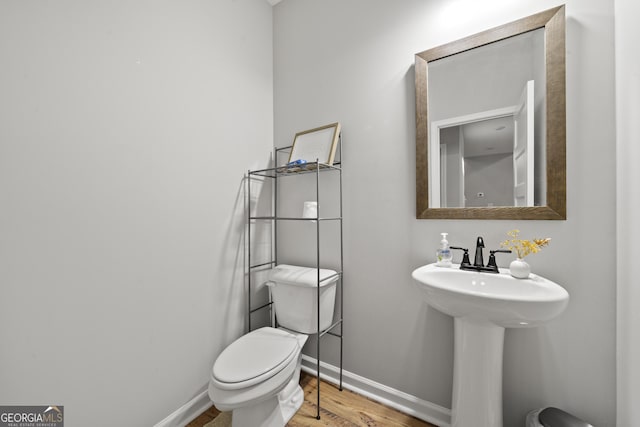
[267,264,339,288]
[213,327,299,385]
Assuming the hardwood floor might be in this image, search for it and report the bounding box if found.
[187,372,438,427]
[186,404,221,427]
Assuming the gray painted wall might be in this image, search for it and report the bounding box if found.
[465,153,514,207]
[615,0,640,422]
[0,1,273,425]
[274,1,616,425]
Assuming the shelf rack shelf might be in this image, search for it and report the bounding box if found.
[246,137,344,421]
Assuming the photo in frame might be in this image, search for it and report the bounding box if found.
[287,122,341,166]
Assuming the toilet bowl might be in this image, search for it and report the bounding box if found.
[209,327,308,427]
[208,264,339,427]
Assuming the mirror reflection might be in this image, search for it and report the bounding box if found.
[429,28,545,208]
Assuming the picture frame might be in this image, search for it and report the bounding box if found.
[287,122,341,166]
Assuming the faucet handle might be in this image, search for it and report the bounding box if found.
[451,246,471,266]
[487,249,512,271]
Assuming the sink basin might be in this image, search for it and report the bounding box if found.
[412,263,569,427]
[412,263,569,327]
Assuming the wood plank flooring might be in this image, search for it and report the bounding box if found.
[187,372,438,427]
[186,404,221,427]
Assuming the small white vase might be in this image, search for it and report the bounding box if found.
[509,258,531,279]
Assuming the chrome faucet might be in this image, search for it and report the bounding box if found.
[451,236,511,273]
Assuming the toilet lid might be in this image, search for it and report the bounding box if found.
[213,327,299,385]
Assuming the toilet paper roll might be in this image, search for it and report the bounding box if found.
[302,201,318,219]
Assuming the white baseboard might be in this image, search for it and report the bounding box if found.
[156,358,451,427]
[154,388,212,427]
[301,354,451,427]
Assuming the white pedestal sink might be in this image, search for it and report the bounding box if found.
[412,263,569,427]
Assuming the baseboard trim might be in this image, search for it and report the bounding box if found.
[154,388,212,427]
[301,355,451,427]
[156,358,451,427]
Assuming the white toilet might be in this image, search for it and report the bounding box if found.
[208,264,339,427]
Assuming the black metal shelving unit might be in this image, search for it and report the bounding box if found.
[246,136,344,420]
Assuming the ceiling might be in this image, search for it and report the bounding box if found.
[461,116,514,158]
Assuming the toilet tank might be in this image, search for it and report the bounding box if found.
[266,264,339,334]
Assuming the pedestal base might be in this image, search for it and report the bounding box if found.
[452,317,505,427]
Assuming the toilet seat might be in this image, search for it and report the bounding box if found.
[212,327,300,390]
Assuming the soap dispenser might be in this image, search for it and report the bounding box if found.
[436,232,452,267]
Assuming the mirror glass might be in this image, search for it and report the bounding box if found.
[415,6,566,219]
[429,29,544,208]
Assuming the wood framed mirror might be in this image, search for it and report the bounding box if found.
[415,5,566,219]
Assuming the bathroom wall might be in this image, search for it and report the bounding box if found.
[274,1,616,425]
[464,153,514,208]
[0,1,273,425]
[615,0,640,423]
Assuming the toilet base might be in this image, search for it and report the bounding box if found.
[277,376,305,423]
[231,383,303,427]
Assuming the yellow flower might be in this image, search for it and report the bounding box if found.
[500,230,551,259]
